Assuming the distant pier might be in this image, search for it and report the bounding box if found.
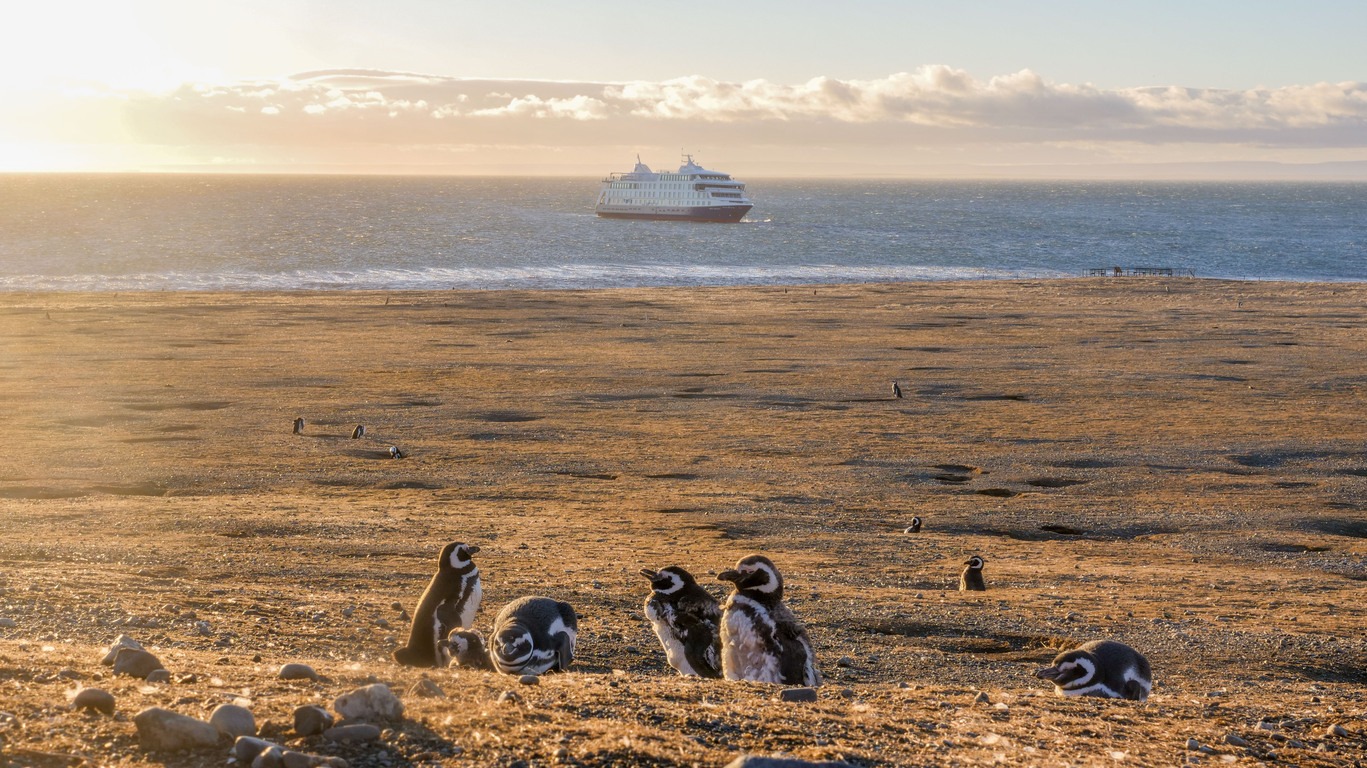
[1086,266,1196,277]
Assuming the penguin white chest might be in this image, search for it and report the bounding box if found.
[645,599,697,676]
[459,577,482,629]
[721,596,782,684]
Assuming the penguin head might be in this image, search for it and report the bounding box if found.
[964,555,985,571]
[910,516,922,532]
[444,629,488,667]
[494,623,534,663]
[639,566,695,596]
[718,554,783,598]
[1035,648,1097,689]
[439,542,480,570]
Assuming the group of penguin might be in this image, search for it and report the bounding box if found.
[292,417,404,458]
[390,541,1153,702]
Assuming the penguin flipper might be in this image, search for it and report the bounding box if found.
[434,601,462,635]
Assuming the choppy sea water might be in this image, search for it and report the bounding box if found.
[0,175,1364,290]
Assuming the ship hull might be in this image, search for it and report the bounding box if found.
[595,204,752,223]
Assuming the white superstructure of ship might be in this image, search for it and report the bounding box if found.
[595,155,753,222]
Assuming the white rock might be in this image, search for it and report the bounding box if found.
[209,703,256,738]
[133,707,220,751]
[332,683,403,722]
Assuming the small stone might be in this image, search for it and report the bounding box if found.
[209,703,256,738]
[374,618,390,629]
[233,735,279,762]
[779,687,819,703]
[1327,724,1349,737]
[100,634,144,665]
[281,750,324,768]
[497,690,523,705]
[1258,721,1277,731]
[333,683,403,722]
[390,601,404,611]
[253,745,286,768]
[278,663,319,681]
[194,620,213,636]
[113,648,165,678]
[407,678,446,698]
[836,656,853,667]
[1186,738,1201,751]
[519,674,540,686]
[1224,734,1249,747]
[71,687,115,715]
[973,691,991,704]
[145,668,171,684]
[0,618,15,628]
[323,723,382,743]
[292,705,334,736]
[133,707,220,751]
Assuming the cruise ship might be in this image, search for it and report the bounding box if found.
[595,155,753,222]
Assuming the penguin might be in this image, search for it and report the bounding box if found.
[351,425,366,439]
[1035,640,1152,701]
[717,554,821,687]
[640,566,722,678]
[439,629,493,670]
[488,596,578,676]
[389,446,405,459]
[292,417,305,435]
[392,542,482,668]
[904,516,922,534]
[959,555,986,591]
[892,381,903,399]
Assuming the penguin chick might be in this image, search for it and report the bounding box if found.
[439,629,493,670]
[1036,640,1152,701]
[489,596,578,676]
[959,555,986,591]
[392,542,482,668]
[640,566,722,678]
[717,554,821,687]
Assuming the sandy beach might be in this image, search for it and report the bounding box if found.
[0,278,1364,767]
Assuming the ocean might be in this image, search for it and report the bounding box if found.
[1,175,1364,291]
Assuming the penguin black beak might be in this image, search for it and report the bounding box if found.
[1035,665,1063,681]
[467,545,480,554]
[717,569,740,583]
[639,568,657,580]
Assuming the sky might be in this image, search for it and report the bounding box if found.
[2,1,1365,177]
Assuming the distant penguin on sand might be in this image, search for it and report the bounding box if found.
[292,417,305,435]
[393,542,482,668]
[959,555,986,591]
[389,446,405,459]
[892,381,903,399]
[351,425,366,439]
[641,566,722,678]
[904,516,922,534]
[1036,640,1152,701]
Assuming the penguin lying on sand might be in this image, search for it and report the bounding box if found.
[1036,640,1152,701]
[489,596,578,675]
[641,566,722,678]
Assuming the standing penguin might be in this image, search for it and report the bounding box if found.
[904,516,922,534]
[439,629,493,670]
[392,542,482,668]
[717,554,821,687]
[488,596,578,675]
[959,555,986,591]
[1035,640,1152,701]
[292,417,305,435]
[892,381,903,399]
[351,425,366,439]
[640,566,722,678]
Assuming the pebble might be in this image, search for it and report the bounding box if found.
[1327,724,1349,737]
[233,735,280,762]
[0,618,15,628]
[390,601,404,611]
[519,674,541,686]
[100,634,145,665]
[209,703,257,738]
[278,662,319,681]
[1186,738,1201,751]
[113,648,165,678]
[835,656,853,667]
[293,705,334,736]
[194,620,213,636]
[497,691,523,705]
[1224,733,1249,747]
[333,683,404,722]
[70,687,115,715]
[323,723,382,743]
[779,687,819,703]
[407,678,446,698]
[145,669,171,684]
[133,707,220,751]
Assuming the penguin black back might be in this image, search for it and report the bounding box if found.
[641,565,722,678]
[1036,640,1152,701]
[393,542,482,668]
[959,555,986,591]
